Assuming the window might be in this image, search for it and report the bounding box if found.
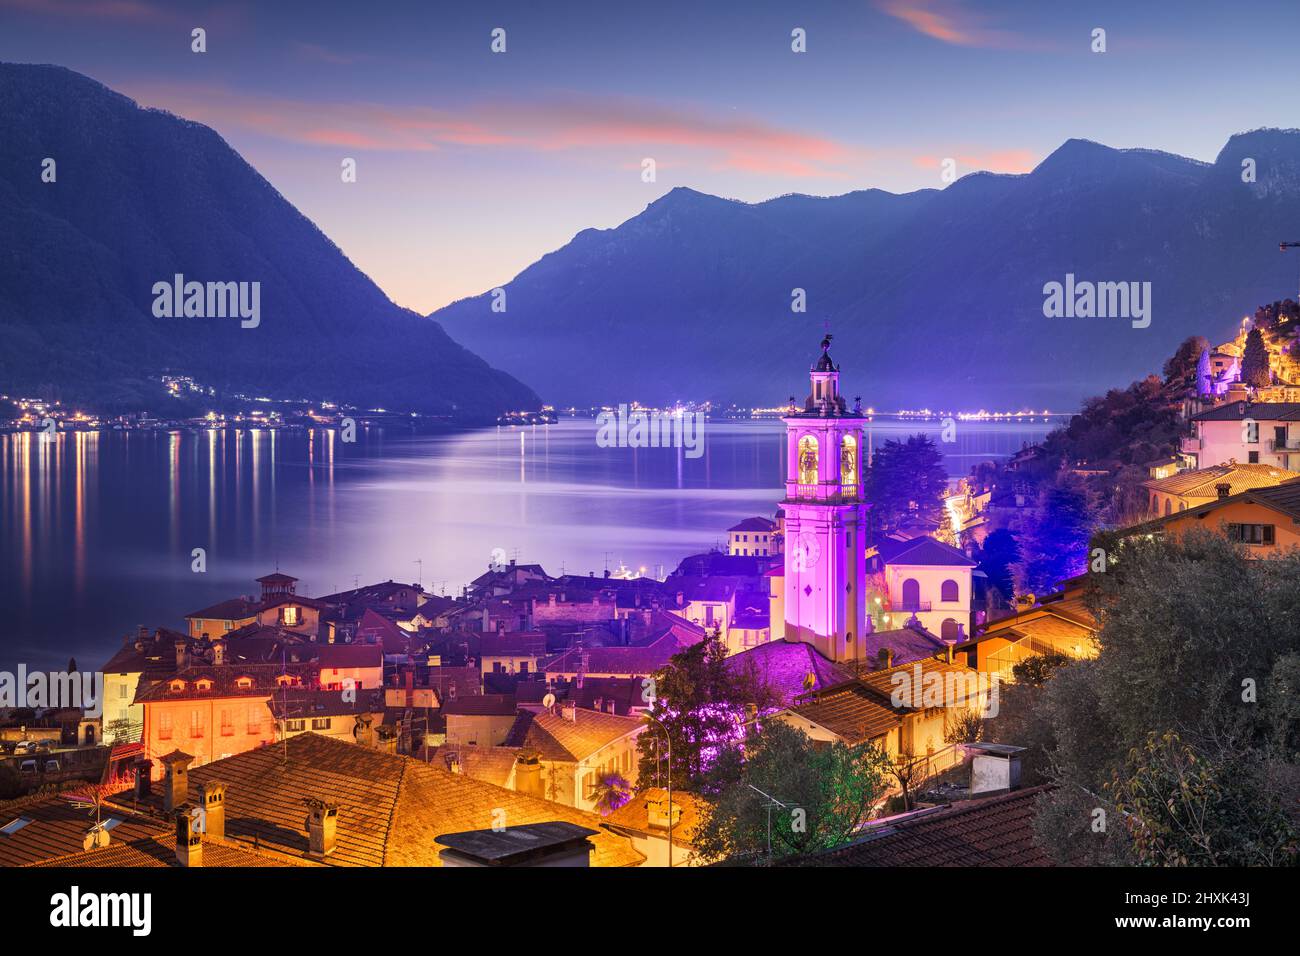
[235,676,253,689]
[840,435,858,490]
[189,710,204,739]
[286,719,306,732]
[941,618,960,640]
[797,435,819,484]
[169,679,186,693]
[282,605,301,626]
[220,710,233,736]
[195,679,213,692]
[247,706,262,735]
[159,713,173,740]
[1248,451,1260,464]
[118,683,127,699]
[1227,523,1275,546]
[940,579,959,603]
[901,578,921,610]
[311,718,332,731]
[1245,421,1259,443]
[1,816,33,836]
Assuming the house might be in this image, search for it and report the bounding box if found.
[504,705,645,812]
[602,788,708,867]
[442,694,519,747]
[875,536,977,640]
[961,581,1098,680]
[315,642,384,691]
[862,620,951,670]
[270,688,387,747]
[1143,461,1300,517]
[1121,476,1300,555]
[787,785,1051,866]
[104,733,644,866]
[183,597,262,640]
[429,744,520,788]
[136,662,315,769]
[777,681,903,753]
[540,633,690,681]
[727,516,778,557]
[1182,401,1300,469]
[478,631,547,676]
[100,626,191,744]
[0,793,164,868]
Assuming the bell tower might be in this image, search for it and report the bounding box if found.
[781,336,868,663]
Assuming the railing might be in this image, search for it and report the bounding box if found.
[1268,437,1300,451]
[894,601,932,612]
[789,482,860,503]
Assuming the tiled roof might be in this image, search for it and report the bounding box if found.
[728,516,777,533]
[884,536,977,568]
[0,794,163,867]
[1143,462,1300,497]
[856,659,982,712]
[269,688,386,719]
[112,733,642,867]
[540,636,681,677]
[480,632,547,657]
[184,597,263,621]
[794,786,1052,867]
[442,694,518,717]
[1189,401,1300,422]
[134,662,318,703]
[725,640,853,707]
[1125,476,1300,532]
[504,708,644,762]
[430,745,519,787]
[862,625,948,668]
[316,642,384,669]
[603,787,708,847]
[28,832,306,868]
[786,682,902,744]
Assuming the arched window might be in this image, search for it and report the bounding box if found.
[940,579,959,603]
[901,578,921,610]
[840,435,858,490]
[797,435,819,484]
[1164,499,1172,516]
[941,618,960,640]
[1151,494,1159,512]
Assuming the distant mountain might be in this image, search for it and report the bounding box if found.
[432,130,1300,410]
[0,64,538,421]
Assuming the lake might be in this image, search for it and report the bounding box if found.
[0,416,1054,671]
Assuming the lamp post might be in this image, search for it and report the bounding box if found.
[643,712,673,868]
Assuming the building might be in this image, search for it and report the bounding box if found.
[602,788,707,867]
[1182,401,1300,469]
[724,639,852,708]
[1122,477,1300,555]
[1142,461,1300,517]
[875,536,977,641]
[727,516,778,556]
[478,631,547,676]
[781,338,869,661]
[504,705,645,812]
[959,579,1098,680]
[104,733,644,867]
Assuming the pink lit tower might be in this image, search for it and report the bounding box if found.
[781,335,868,664]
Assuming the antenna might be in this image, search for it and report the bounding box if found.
[413,559,423,589]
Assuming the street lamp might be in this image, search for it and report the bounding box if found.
[643,712,674,868]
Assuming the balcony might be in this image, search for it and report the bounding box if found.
[1268,437,1300,452]
[895,601,932,613]
[1179,435,1201,454]
[788,482,860,504]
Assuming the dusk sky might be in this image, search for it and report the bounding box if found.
[3,0,1297,313]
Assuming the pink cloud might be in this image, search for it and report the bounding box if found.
[874,0,1046,50]
[117,82,862,179]
[0,0,176,22]
[912,149,1039,175]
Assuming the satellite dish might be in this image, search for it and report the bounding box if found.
[542,693,557,710]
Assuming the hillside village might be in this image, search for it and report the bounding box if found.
[3,308,1299,870]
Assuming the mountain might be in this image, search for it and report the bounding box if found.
[0,64,538,421]
[432,130,1300,411]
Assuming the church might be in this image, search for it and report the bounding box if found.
[779,337,870,664]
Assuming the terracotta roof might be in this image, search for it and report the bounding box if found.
[725,640,853,707]
[856,659,983,712]
[27,831,306,868]
[112,733,642,867]
[1190,401,1300,422]
[862,625,948,668]
[441,694,517,717]
[134,662,317,703]
[794,786,1052,866]
[728,517,777,533]
[603,787,708,847]
[480,632,547,657]
[1142,462,1300,497]
[429,745,519,787]
[183,597,263,622]
[315,642,384,669]
[504,708,644,762]
[269,688,386,719]
[786,682,902,744]
[540,636,680,677]
[0,794,163,867]
[1124,476,1300,533]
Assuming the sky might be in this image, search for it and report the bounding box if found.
[2,0,1298,314]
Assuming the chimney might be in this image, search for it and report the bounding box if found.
[174,639,188,671]
[200,781,226,841]
[161,751,194,813]
[133,758,153,801]
[174,807,203,867]
[646,794,682,831]
[304,799,339,858]
[212,639,225,666]
[1216,482,1232,499]
[447,752,462,774]
[84,824,111,851]
[606,700,616,715]
[878,647,893,670]
[515,753,543,798]
[968,743,1026,796]
[561,701,577,722]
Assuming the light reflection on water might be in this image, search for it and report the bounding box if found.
[0,416,1052,670]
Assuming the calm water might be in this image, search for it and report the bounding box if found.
[0,417,1053,671]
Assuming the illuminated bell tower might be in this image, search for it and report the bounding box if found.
[781,337,868,663]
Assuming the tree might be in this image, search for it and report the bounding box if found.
[590,772,633,817]
[1163,335,1209,387]
[866,434,948,530]
[636,631,778,794]
[1017,530,1300,865]
[974,528,1018,602]
[1242,327,1271,388]
[1012,476,1095,596]
[1195,346,1212,397]
[692,721,893,863]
